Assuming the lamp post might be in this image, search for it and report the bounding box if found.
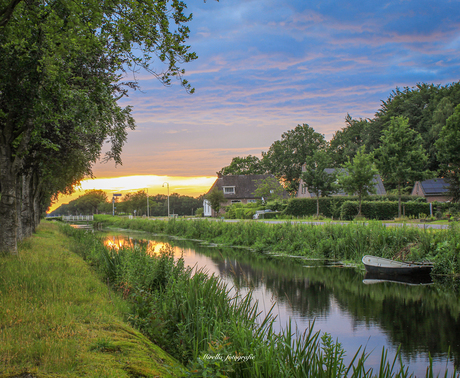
[145,188,149,218]
[162,182,170,218]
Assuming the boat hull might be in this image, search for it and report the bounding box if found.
[362,255,433,276]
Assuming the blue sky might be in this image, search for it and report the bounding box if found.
[93,0,460,178]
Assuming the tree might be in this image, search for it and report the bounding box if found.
[436,104,460,202]
[374,116,431,218]
[367,83,460,172]
[329,114,368,167]
[262,124,327,196]
[219,155,265,176]
[300,150,337,217]
[206,187,225,216]
[253,176,285,202]
[0,0,200,253]
[337,147,378,217]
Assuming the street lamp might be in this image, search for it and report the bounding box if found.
[162,182,170,218]
[145,188,149,218]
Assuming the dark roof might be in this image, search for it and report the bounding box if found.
[419,178,450,195]
[208,174,286,199]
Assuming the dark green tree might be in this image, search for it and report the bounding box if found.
[219,155,265,176]
[262,124,327,196]
[436,104,460,202]
[301,150,337,217]
[329,114,368,166]
[253,176,285,202]
[374,116,431,218]
[337,147,379,217]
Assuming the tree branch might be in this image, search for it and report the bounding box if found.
[0,0,23,27]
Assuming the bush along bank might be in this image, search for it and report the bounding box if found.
[61,224,459,378]
[95,215,460,276]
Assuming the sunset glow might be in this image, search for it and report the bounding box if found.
[48,175,216,213]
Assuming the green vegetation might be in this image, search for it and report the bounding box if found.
[261,123,328,195]
[0,222,183,377]
[61,223,459,377]
[437,104,460,202]
[374,116,432,217]
[1,0,200,254]
[338,146,379,216]
[95,216,460,275]
[301,149,337,216]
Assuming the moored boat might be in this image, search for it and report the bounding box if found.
[362,255,433,276]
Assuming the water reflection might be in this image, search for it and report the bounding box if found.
[103,232,460,376]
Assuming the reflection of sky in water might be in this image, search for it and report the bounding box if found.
[104,233,455,377]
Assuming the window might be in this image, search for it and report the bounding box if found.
[223,186,235,194]
[231,200,241,204]
[247,199,257,203]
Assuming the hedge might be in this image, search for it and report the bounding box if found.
[284,196,425,218]
[340,201,431,220]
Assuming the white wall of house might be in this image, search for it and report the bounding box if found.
[203,199,212,217]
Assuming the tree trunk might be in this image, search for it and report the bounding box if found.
[358,193,362,216]
[20,172,33,238]
[316,196,320,217]
[32,172,41,231]
[16,175,23,242]
[398,182,402,219]
[0,169,18,254]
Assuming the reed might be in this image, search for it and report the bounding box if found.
[63,224,459,377]
[96,216,459,275]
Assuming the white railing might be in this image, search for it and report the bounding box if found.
[62,215,94,222]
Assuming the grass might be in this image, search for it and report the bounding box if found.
[0,222,183,378]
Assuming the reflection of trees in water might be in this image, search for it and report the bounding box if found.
[212,256,334,318]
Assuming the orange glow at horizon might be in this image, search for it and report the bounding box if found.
[48,174,216,213]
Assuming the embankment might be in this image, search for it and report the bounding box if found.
[0,222,183,378]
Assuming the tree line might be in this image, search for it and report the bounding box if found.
[220,82,460,215]
[49,190,204,217]
[0,0,200,253]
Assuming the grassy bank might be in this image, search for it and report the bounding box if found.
[0,222,183,378]
[95,215,460,275]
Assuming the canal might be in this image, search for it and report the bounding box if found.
[102,229,460,376]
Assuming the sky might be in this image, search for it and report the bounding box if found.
[49,0,460,212]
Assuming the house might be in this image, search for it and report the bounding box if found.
[411,178,451,203]
[297,165,386,198]
[203,174,287,217]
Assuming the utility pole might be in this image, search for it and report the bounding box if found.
[162,182,170,217]
[146,188,149,218]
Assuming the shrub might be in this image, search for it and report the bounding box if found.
[340,201,431,220]
[284,196,424,218]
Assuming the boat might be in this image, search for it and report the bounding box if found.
[362,255,433,276]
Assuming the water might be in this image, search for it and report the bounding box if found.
[103,231,460,376]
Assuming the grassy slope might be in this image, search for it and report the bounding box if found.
[0,223,184,378]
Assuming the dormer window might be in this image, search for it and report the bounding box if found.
[223,186,235,194]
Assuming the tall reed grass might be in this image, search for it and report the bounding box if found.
[95,215,460,275]
[62,224,459,377]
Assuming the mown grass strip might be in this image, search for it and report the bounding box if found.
[0,222,183,378]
